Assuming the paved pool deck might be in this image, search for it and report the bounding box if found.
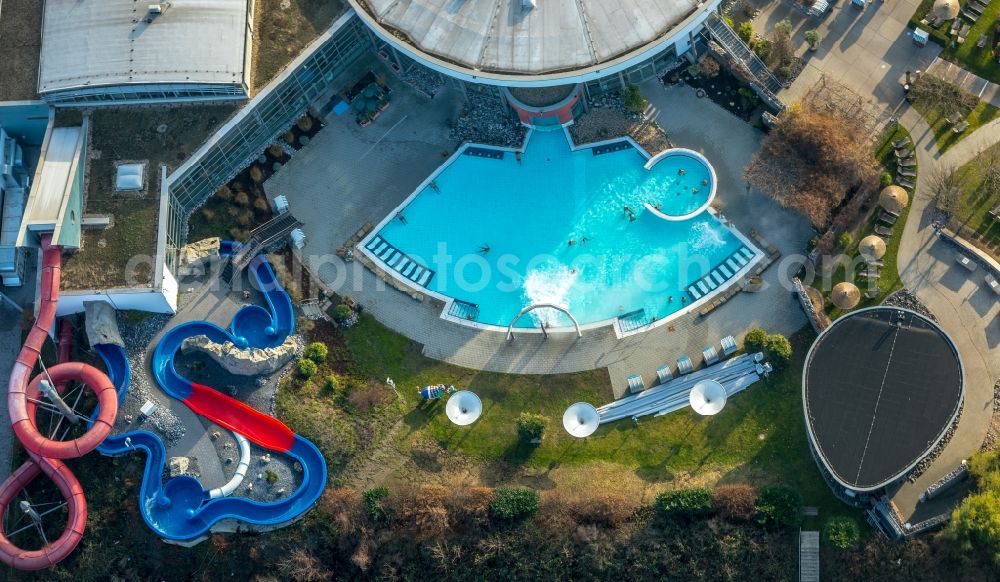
[268,78,815,397]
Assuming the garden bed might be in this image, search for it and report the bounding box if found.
[669,62,766,122]
[188,113,324,241]
[568,92,671,155]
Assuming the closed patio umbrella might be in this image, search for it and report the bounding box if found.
[879,185,909,213]
[859,235,887,261]
[831,282,861,310]
[933,0,959,20]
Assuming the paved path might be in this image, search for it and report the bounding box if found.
[274,77,813,397]
[889,107,1000,521]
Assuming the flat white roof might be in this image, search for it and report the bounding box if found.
[39,0,249,94]
[21,127,83,228]
[355,0,700,76]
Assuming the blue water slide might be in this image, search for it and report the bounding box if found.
[88,244,327,542]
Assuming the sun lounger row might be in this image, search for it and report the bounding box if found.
[687,246,756,301]
[365,235,436,287]
[629,336,740,394]
[896,176,914,190]
[603,353,768,422]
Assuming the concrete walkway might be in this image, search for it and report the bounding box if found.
[759,0,940,109]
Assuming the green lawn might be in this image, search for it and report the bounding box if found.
[300,313,859,523]
[910,98,1000,153]
[823,126,914,316]
[952,141,1000,250]
[910,0,1000,84]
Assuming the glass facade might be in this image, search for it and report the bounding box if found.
[43,83,248,106]
[163,14,371,273]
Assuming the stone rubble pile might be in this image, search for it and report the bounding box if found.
[449,91,526,148]
[883,289,938,322]
[399,66,443,97]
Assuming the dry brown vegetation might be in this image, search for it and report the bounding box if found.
[0,0,43,101]
[712,483,758,521]
[251,0,346,93]
[745,103,881,229]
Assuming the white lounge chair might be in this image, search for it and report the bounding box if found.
[721,335,738,356]
[627,374,645,393]
[985,273,1000,296]
[677,356,694,375]
[657,364,672,384]
[703,345,720,365]
[956,255,977,271]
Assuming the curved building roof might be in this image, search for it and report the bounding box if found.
[803,307,963,492]
[350,0,706,83]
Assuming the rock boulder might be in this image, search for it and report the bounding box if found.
[177,237,221,275]
[181,335,300,376]
[84,301,124,347]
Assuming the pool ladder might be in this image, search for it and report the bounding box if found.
[365,235,435,288]
[686,246,756,301]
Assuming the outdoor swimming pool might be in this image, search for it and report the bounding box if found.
[364,130,760,331]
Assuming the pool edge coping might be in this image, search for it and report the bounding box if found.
[356,129,765,340]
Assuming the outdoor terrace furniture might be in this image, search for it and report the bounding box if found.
[985,273,1000,296]
[703,345,720,365]
[946,111,964,125]
[950,18,962,35]
[657,364,673,384]
[677,355,694,375]
[956,254,978,271]
[977,35,988,48]
[898,157,917,167]
[865,287,880,299]
[953,120,970,132]
[893,136,912,149]
[958,24,972,44]
[875,225,894,237]
[721,335,738,356]
[898,167,917,178]
[627,373,646,394]
[990,202,1000,219]
[880,212,898,225]
[895,147,914,159]
[866,259,885,267]
[896,176,915,190]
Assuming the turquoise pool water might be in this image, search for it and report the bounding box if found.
[371,130,751,329]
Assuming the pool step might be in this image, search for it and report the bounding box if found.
[363,235,436,289]
[685,245,758,302]
[592,141,633,156]
[448,299,480,321]
[464,147,504,160]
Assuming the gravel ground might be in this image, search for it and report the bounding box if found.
[112,314,187,446]
[981,380,1000,451]
[883,289,938,322]
[449,91,526,148]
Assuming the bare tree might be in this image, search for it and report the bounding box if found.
[979,147,1000,200]
[927,164,964,216]
[908,75,978,119]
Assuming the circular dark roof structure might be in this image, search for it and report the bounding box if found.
[803,307,964,492]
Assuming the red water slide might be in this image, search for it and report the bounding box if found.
[0,234,119,570]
